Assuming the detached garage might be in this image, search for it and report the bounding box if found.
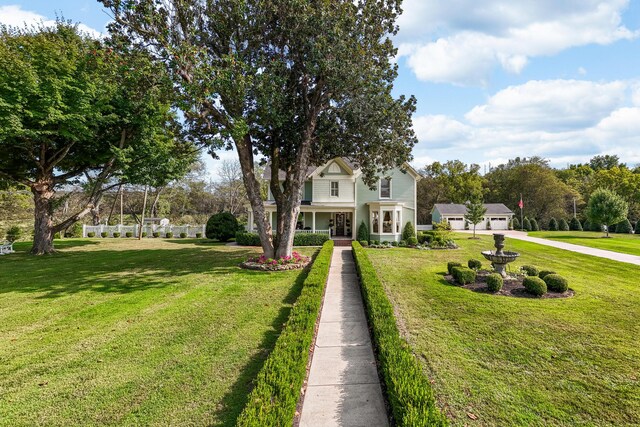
[431,203,514,230]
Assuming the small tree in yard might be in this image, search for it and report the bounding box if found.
[530,218,539,231]
[615,218,633,234]
[559,218,570,231]
[357,221,370,243]
[512,217,520,230]
[206,212,240,242]
[464,199,487,238]
[402,222,416,241]
[548,218,558,231]
[104,0,417,259]
[586,188,628,237]
[570,217,583,231]
[523,217,532,231]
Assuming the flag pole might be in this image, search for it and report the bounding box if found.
[520,193,524,231]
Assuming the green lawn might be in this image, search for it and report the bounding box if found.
[365,235,640,426]
[0,238,312,426]
[529,230,640,256]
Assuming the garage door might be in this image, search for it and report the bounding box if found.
[447,217,466,230]
[490,217,508,230]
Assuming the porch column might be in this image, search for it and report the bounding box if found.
[269,211,274,229]
[312,211,316,233]
[248,210,253,232]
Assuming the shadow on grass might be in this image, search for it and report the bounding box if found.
[1,245,265,299]
[216,252,315,426]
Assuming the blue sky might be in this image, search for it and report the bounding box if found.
[2,0,640,175]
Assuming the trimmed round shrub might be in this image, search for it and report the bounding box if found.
[569,217,583,231]
[452,266,476,285]
[87,232,96,238]
[548,218,558,231]
[195,233,202,238]
[100,232,108,238]
[447,261,462,275]
[142,232,148,238]
[152,232,160,238]
[523,276,547,296]
[523,217,532,231]
[530,218,539,231]
[180,232,187,238]
[468,259,482,270]
[165,232,173,238]
[359,240,369,247]
[398,240,407,247]
[407,236,418,247]
[544,274,568,292]
[486,273,503,292]
[615,218,633,234]
[521,265,539,276]
[113,232,121,238]
[538,270,557,279]
[6,225,23,242]
[558,218,569,231]
[391,241,398,247]
[206,212,240,242]
[125,231,133,238]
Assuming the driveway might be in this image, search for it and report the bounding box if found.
[460,229,640,266]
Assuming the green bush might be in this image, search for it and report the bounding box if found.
[523,217,532,231]
[65,222,84,238]
[5,225,22,242]
[152,232,160,238]
[351,242,446,426]
[398,240,407,247]
[521,265,539,276]
[543,274,568,292]
[357,221,370,242]
[113,232,121,238]
[538,270,557,279]
[87,232,96,238]
[142,232,148,238]
[237,241,333,426]
[486,273,503,292]
[583,219,591,231]
[402,221,416,241]
[206,212,240,242]
[417,232,430,244]
[195,232,202,238]
[615,218,633,234]
[558,218,569,231]
[100,232,108,238]
[569,217,583,231]
[523,276,547,296]
[165,232,173,238]
[467,259,482,270]
[235,232,261,246]
[588,220,602,232]
[512,217,520,229]
[391,241,398,247]
[293,233,330,246]
[406,236,418,247]
[548,218,558,231]
[125,231,133,238]
[447,261,462,275]
[359,240,369,247]
[452,266,476,285]
[530,218,539,231]
[179,232,187,238]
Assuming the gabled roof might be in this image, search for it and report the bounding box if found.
[263,157,421,181]
[433,203,514,216]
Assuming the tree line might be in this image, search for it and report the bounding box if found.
[417,155,640,228]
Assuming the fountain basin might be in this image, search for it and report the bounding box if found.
[481,250,520,264]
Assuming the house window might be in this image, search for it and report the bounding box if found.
[380,178,391,198]
[371,211,379,233]
[329,163,341,173]
[382,210,393,233]
[330,181,339,197]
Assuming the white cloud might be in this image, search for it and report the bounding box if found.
[397,0,638,86]
[0,5,102,38]
[412,79,640,167]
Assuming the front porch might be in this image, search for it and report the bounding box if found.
[247,207,356,240]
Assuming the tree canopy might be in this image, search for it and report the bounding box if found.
[586,188,628,237]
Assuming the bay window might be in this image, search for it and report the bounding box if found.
[371,211,379,233]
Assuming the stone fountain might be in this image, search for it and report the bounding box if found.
[481,233,520,277]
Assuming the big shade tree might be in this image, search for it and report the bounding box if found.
[102,0,417,258]
[0,22,195,254]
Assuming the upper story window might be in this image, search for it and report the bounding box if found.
[330,181,339,197]
[328,163,341,173]
[380,178,391,198]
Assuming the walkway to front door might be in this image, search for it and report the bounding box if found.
[299,246,388,426]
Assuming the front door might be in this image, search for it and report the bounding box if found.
[335,213,345,236]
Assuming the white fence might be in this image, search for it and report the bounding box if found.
[83,224,206,238]
[416,225,434,231]
[249,228,331,236]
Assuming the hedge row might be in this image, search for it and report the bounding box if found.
[236,240,334,426]
[351,241,447,426]
[235,232,330,247]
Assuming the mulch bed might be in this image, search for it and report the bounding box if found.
[445,270,574,299]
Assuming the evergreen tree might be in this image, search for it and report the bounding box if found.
[548,218,558,231]
[357,221,370,242]
[402,221,416,241]
[614,218,633,234]
[512,217,520,230]
[569,217,583,231]
[530,218,539,231]
[559,218,570,231]
[523,217,532,231]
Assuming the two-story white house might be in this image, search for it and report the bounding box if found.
[249,157,421,242]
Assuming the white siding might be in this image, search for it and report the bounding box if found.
[312,178,355,203]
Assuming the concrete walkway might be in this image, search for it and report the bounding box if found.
[299,246,388,427]
[462,230,640,266]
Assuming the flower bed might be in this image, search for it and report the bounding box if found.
[240,251,311,271]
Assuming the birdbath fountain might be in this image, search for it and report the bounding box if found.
[481,233,520,277]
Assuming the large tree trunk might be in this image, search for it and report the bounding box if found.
[30,179,56,255]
